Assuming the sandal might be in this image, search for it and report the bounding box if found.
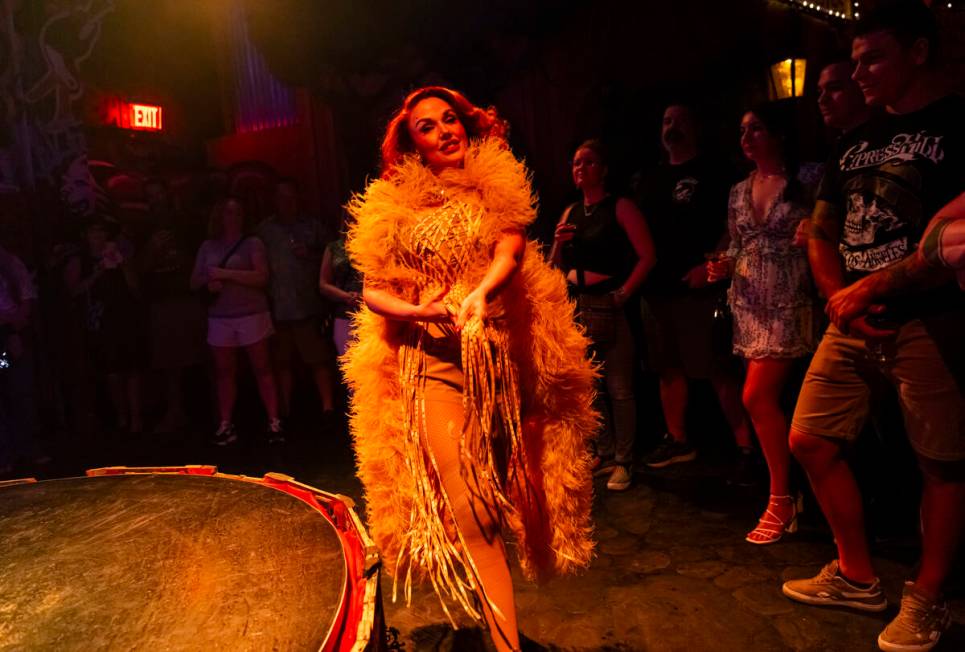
[746,494,801,545]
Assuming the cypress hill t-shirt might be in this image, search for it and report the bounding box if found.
[817,94,965,319]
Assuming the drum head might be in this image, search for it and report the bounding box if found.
[0,474,346,650]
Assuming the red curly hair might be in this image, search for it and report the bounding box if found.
[380,86,509,178]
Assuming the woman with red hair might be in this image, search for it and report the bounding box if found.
[342,87,597,650]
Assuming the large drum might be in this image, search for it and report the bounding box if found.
[0,466,384,651]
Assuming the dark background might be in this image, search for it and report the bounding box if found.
[76,0,866,234]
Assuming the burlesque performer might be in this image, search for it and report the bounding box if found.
[342,87,598,651]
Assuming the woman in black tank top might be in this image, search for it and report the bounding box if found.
[550,139,655,491]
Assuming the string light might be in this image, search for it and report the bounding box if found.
[784,0,855,20]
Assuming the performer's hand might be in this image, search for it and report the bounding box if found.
[456,287,487,331]
[827,279,883,333]
[414,286,451,322]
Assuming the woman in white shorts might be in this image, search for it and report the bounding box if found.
[191,197,281,444]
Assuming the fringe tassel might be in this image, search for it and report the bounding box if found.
[392,316,532,626]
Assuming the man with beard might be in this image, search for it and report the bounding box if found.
[782,3,965,650]
[636,102,753,476]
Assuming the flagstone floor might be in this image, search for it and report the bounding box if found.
[25,416,965,652]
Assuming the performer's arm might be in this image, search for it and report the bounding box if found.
[456,231,525,329]
[826,192,965,330]
[362,285,450,322]
[614,197,656,304]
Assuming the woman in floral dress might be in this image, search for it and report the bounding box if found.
[709,103,820,545]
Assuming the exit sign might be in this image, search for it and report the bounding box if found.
[129,103,162,130]
[101,97,164,131]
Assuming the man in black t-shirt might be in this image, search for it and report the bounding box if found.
[782,4,965,650]
[636,103,752,472]
[826,193,965,312]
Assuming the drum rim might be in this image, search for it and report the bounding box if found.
[1,465,382,652]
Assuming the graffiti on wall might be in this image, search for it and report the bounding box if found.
[0,0,114,214]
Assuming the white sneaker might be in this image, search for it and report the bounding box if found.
[606,465,632,491]
[877,582,950,652]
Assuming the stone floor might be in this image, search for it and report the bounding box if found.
[376,460,965,652]
[15,416,965,652]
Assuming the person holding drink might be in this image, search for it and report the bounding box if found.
[707,104,820,544]
[64,216,147,434]
[551,139,655,491]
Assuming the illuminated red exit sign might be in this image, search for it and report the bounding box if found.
[130,103,162,130]
[103,98,164,131]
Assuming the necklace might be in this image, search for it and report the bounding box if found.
[583,194,609,216]
[756,168,786,180]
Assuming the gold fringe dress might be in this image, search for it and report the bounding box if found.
[342,137,599,623]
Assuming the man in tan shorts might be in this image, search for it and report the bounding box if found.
[781,4,965,651]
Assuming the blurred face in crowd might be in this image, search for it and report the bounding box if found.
[144,182,170,215]
[739,112,782,165]
[817,62,868,130]
[275,182,299,219]
[407,97,468,172]
[571,146,606,191]
[661,105,698,153]
[221,199,245,236]
[851,29,929,108]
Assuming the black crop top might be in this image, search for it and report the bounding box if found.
[560,195,636,283]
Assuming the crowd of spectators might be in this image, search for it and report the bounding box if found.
[548,3,964,650]
[0,1,962,649]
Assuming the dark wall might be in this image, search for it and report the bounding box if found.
[247,0,846,237]
[80,1,853,231]
[82,0,223,169]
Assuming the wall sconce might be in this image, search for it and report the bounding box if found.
[768,58,807,100]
